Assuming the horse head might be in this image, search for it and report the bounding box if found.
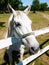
[7,3,39,55]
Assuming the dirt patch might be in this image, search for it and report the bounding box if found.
[41,13,49,20]
[41,54,49,65]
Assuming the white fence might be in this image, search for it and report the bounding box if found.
[17,45,49,65]
[0,38,49,65]
[0,37,19,49]
[0,27,49,49]
[0,27,49,65]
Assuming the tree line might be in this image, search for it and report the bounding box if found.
[0,0,23,13]
[31,0,49,13]
[0,0,49,13]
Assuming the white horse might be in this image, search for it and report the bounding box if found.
[5,3,39,65]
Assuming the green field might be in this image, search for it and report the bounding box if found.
[0,11,49,65]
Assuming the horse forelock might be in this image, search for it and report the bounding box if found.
[16,11,22,16]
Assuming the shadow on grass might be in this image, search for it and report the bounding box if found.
[0,22,5,27]
[40,39,49,56]
[1,51,20,65]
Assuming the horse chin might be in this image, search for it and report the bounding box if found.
[29,49,38,55]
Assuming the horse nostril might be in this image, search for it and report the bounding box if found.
[31,47,34,51]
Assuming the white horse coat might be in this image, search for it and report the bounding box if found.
[5,3,39,65]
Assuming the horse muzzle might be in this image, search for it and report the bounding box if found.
[29,47,39,55]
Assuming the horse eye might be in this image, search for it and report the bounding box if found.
[14,22,21,27]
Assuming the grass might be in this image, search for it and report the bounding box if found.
[29,11,49,30]
[0,14,10,39]
[43,11,49,14]
[0,11,49,65]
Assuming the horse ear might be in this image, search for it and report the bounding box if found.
[24,5,31,15]
[7,3,16,15]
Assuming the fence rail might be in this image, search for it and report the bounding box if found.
[0,27,49,65]
[17,45,49,65]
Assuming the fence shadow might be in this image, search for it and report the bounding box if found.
[0,22,5,27]
[40,39,49,56]
[1,52,10,65]
[1,51,20,65]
